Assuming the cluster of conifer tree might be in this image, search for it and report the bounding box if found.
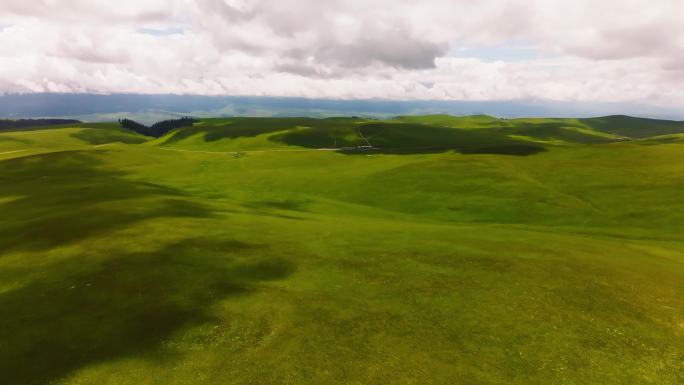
[118,117,195,137]
[0,119,81,130]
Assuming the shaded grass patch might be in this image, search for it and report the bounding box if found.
[0,237,295,385]
[0,151,219,252]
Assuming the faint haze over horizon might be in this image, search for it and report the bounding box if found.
[1,93,682,123]
[0,0,683,117]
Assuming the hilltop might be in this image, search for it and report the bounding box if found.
[147,114,684,152]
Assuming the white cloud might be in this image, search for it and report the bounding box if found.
[0,0,683,108]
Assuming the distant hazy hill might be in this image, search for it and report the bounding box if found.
[0,93,682,122]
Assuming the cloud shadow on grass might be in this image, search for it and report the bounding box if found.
[244,198,312,212]
[160,118,326,145]
[0,237,296,385]
[270,123,548,156]
[70,128,148,145]
[337,144,547,156]
[0,150,218,252]
[0,149,298,384]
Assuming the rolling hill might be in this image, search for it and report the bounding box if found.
[0,115,682,385]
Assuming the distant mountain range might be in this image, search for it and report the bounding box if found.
[0,93,681,124]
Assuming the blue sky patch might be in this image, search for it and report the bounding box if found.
[136,26,185,36]
[449,39,554,62]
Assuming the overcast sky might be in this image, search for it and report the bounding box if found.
[0,0,682,109]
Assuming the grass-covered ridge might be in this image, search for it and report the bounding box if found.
[0,115,683,385]
[151,114,684,152]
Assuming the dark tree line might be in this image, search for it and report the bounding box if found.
[0,119,82,131]
[118,117,195,137]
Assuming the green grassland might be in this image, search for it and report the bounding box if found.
[0,115,683,385]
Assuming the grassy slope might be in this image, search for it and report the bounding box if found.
[394,114,684,143]
[580,115,684,138]
[0,118,683,385]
